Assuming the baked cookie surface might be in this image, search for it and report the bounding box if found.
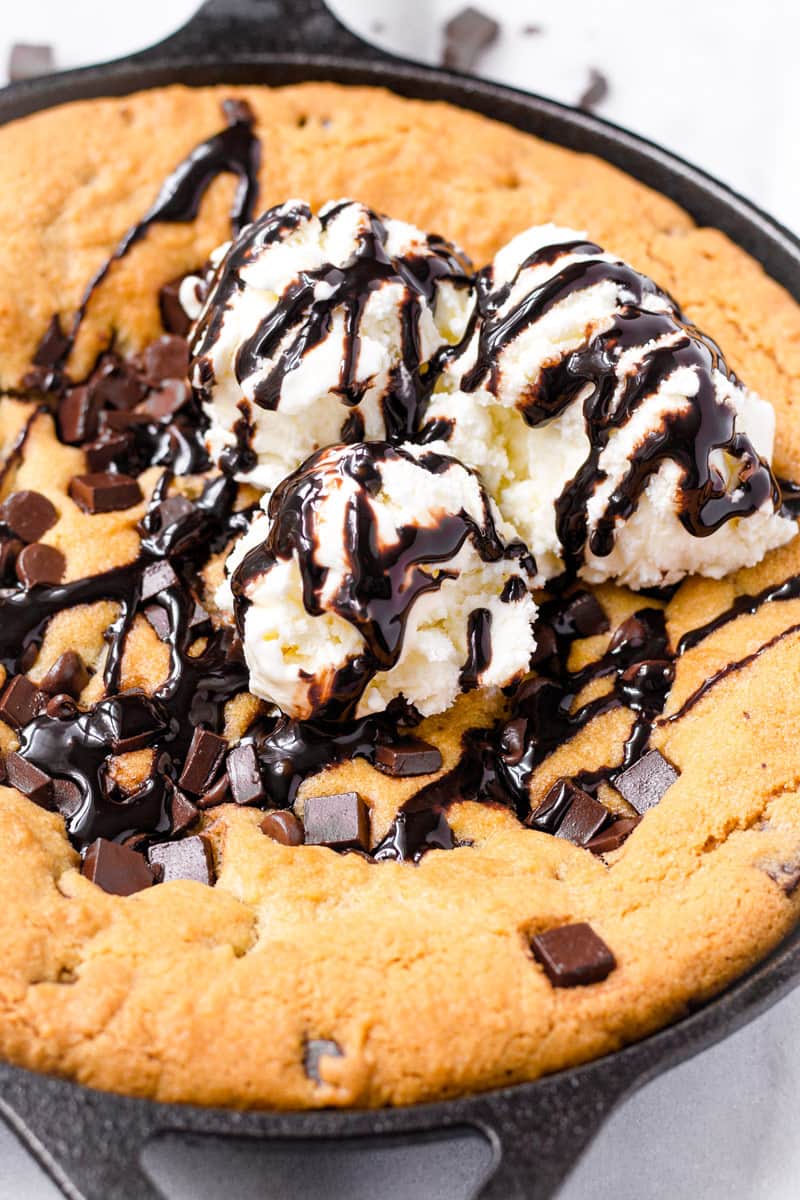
[0,82,799,1109]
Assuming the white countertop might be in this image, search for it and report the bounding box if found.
[0,3,799,1198]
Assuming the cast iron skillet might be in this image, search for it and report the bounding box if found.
[1,3,800,1197]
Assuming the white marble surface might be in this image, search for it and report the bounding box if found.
[0,2,799,1197]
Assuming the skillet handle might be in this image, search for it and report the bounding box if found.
[139,0,393,65]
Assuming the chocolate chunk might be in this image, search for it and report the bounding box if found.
[608,614,650,654]
[197,771,231,809]
[58,387,97,445]
[69,472,143,515]
[51,777,82,819]
[260,810,305,846]
[143,605,171,642]
[764,859,800,896]
[374,738,442,777]
[40,651,89,698]
[531,922,616,987]
[9,43,55,82]
[558,592,609,638]
[5,753,53,807]
[586,817,640,856]
[555,789,609,847]
[149,835,215,885]
[0,675,44,728]
[0,491,58,543]
[89,360,145,410]
[226,743,266,805]
[0,537,22,583]
[578,67,610,112]
[170,788,199,834]
[304,791,370,852]
[82,838,156,896]
[135,380,188,422]
[16,543,65,588]
[179,728,228,795]
[159,278,193,336]
[303,1038,343,1084]
[140,559,179,602]
[442,7,500,72]
[45,694,78,721]
[615,749,678,814]
[142,336,190,385]
[188,599,212,638]
[104,693,165,753]
[85,433,131,472]
[527,779,578,834]
[499,716,528,766]
[529,622,557,666]
[31,314,69,366]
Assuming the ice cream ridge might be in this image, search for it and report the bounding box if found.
[191,203,796,720]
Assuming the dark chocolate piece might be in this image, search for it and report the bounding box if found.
[260,810,305,846]
[140,560,179,602]
[142,335,190,384]
[85,433,131,472]
[614,749,678,814]
[527,778,578,833]
[555,789,609,847]
[197,772,232,810]
[69,472,143,515]
[529,622,557,667]
[442,6,500,71]
[40,651,89,698]
[0,675,44,728]
[559,592,609,638]
[148,835,215,885]
[764,859,800,896]
[374,738,442,777]
[0,537,22,583]
[303,1038,343,1084]
[58,387,97,445]
[159,278,194,336]
[8,43,55,82]
[143,605,171,642]
[608,614,650,654]
[0,491,58,543]
[45,694,79,721]
[586,816,640,856]
[82,837,156,896]
[135,380,188,422]
[226,743,266,805]
[578,67,610,112]
[5,752,53,807]
[531,922,616,987]
[303,791,370,851]
[52,777,82,818]
[179,728,228,795]
[16,543,65,588]
[170,788,199,834]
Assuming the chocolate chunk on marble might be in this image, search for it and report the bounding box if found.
[40,651,89,698]
[179,728,228,795]
[304,791,370,852]
[260,810,305,846]
[374,738,442,777]
[441,6,500,71]
[587,817,641,856]
[0,675,44,728]
[82,838,156,896]
[555,788,609,847]
[0,491,58,543]
[69,472,143,514]
[227,743,266,805]
[303,1038,343,1084]
[5,752,52,807]
[615,749,679,814]
[16,543,65,587]
[531,922,616,987]
[149,835,215,885]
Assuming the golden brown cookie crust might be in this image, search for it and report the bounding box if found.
[0,82,799,1109]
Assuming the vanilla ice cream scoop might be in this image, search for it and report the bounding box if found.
[189,199,475,492]
[424,224,795,589]
[224,441,537,720]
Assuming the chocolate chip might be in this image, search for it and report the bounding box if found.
[260,810,305,845]
[0,675,44,728]
[304,791,370,852]
[608,614,650,654]
[586,817,640,856]
[140,560,179,602]
[170,788,199,834]
[558,592,609,638]
[142,336,190,385]
[531,922,616,987]
[0,537,22,583]
[0,491,58,544]
[9,43,55,82]
[31,314,68,366]
[197,771,231,810]
[578,67,610,112]
[303,1038,343,1084]
[45,694,78,721]
[85,433,131,472]
[16,543,65,588]
[615,749,678,814]
[58,387,97,445]
[159,278,193,337]
[226,743,266,805]
[40,651,89,698]
[374,737,442,777]
[555,789,609,847]
[143,605,171,641]
[148,835,215,885]
[82,837,156,896]
[134,380,189,422]
[527,779,578,834]
[5,753,53,807]
[179,728,228,795]
[69,472,143,515]
[441,6,500,72]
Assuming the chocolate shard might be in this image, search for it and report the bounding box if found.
[304,791,371,852]
[0,491,58,544]
[531,922,616,987]
[557,591,609,638]
[5,752,53,807]
[227,743,266,805]
[158,278,193,337]
[442,6,500,72]
[555,788,609,847]
[85,432,131,472]
[169,787,199,835]
[260,810,305,846]
[614,749,679,814]
[140,559,179,602]
[143,605,171,642]
[8,43,55,82]
[58,386,98,445]
[40,651,90,699]
[148,835,215,885]
[179,728,228,795]
[16,543,65,588]
[374,737,442,777]
[69,472,143,515]
[142,336,190,385]
[0,675,45,728]
[303,1037,343,1084]
[586,816,640,856]
[82,837,156,896]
